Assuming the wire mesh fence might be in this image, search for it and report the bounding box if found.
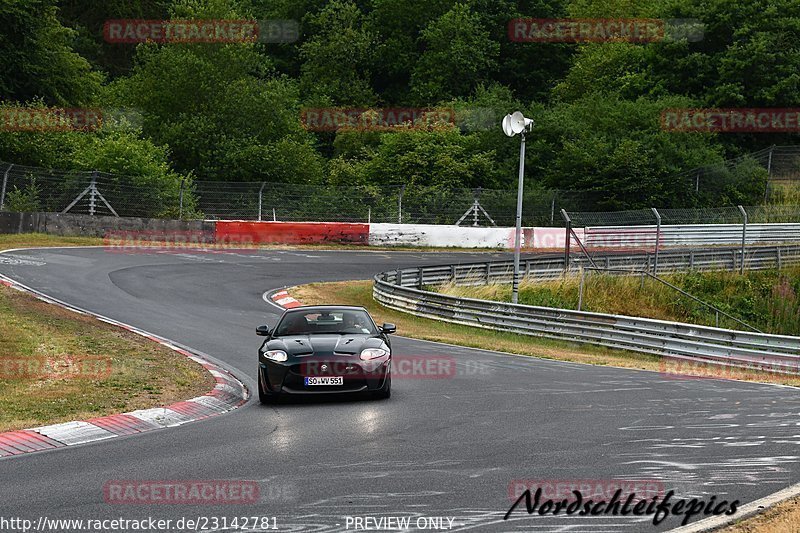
[0,160,599,225]
[0,144,797,225]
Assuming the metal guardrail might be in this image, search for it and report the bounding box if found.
[374,245,800,373]
[584,223,800,248]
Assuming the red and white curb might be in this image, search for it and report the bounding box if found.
[0,272,248,459]
[270,289,302,309]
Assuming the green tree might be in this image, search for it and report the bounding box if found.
[299,1,377,105]
[107,0,324,182]
[0,0,102,105]
[410,3,500,104]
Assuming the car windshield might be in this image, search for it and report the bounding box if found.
[274,309,378,336]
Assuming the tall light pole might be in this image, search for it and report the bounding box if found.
[502,111,534,304]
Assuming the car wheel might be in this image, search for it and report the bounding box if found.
[372,373,391,400]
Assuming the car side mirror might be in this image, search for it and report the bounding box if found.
[256,325,271,337]
[381,323,396,334]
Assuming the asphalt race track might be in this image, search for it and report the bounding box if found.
[1,246,800,532]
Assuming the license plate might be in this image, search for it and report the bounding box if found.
[304,376,343,386]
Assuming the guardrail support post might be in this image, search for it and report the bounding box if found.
[418,267,424,289]
[0,163,11,211]
[561,209,571,274]
[450,264,457,282]
[486,263,491,285]
[651,208,661,275]
[777,247,782,270]
[396,268,402,286]
[738,205,748,274]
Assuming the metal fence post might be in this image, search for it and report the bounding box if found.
[561,209,571,274]
[398,185,405,224]
[258,182,265,221]
[651,208,661,275]
[738,205,748,274]
[764,145,775,202]
[0,163,11,211]
[272,207,276,222]
[89,171,98,216]
[368,206,371,224]
[577,267,585,311]
[179,178,185,219]
[550,193,556,225]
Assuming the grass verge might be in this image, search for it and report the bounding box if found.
[0,284,214,432]
[720,495,800,533]
[437,268,800,336]
[0,234,215,432]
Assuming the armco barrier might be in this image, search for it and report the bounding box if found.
[214,221,369,245]
[373,245,800,371]
[584,223,800,249]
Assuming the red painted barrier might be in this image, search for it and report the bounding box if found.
[215,221,370,245]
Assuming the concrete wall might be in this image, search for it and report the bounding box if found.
[0,212,212,237]
[369,223,534,248]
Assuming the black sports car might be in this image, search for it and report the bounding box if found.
[256,306,395,403]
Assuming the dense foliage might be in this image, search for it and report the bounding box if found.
[1,0,798,214]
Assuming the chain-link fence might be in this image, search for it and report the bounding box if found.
[0,145,797,224]
[0,160,599,225]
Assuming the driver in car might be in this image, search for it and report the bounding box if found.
[342,312,368,333]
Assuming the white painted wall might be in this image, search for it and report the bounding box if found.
[369,223,525,248]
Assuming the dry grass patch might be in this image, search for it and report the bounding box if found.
[0,285,213,431]
[720,494,800,533]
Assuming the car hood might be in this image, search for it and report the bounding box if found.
[265,334,384,358]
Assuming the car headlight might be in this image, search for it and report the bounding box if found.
[360,348,389,361]
[263,349,288,362]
